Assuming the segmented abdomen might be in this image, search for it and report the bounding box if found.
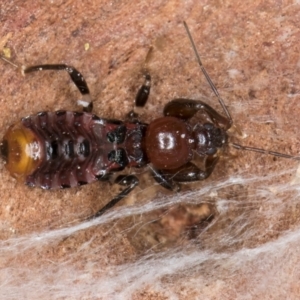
[2,111,148,189]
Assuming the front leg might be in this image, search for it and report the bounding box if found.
[149,165,181,192]
[171,156,219,182]
[164,98,231,130]
[150,155,219,191]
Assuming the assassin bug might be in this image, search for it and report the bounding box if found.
[0,22,299,219]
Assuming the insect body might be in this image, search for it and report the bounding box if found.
[0,99,227,192]
[1,22,299,218]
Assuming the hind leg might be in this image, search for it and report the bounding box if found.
[0,56,93,112]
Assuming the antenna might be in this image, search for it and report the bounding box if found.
[183,21,233,128]
[183,21,300,162]
[231,142,300,161]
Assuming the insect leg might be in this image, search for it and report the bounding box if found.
[149,165,181,192]
[134,73,151,108]
[164,98,230,129]
[171,157,219,182]
[126,47,153,120]
[150,156,219,190]
[89,175,139,219]
[0,57,92,111]
[23,64,93,112]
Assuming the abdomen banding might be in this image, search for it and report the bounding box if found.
[3,111,104,189]
[1,111,149,189]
